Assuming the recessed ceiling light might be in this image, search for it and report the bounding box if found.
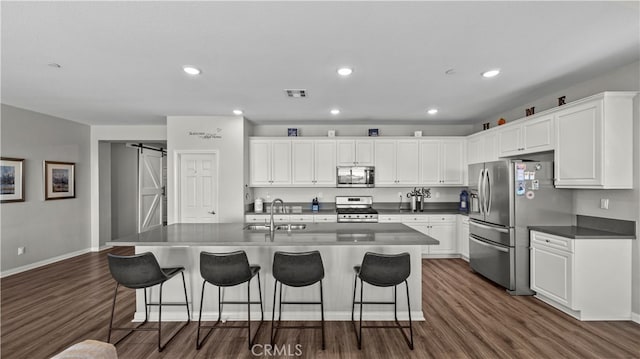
[330,109,340,115]
[183,66,201,75]
[427,108,438,115]
[445,68,456,75]
[47,63,61,68]
[481,69,500,78]
[233,109,243,115]
[337,67,353,76]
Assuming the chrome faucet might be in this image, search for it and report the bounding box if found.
[270,198,285,233]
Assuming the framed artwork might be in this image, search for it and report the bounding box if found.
[44,161,75,200]
[1,157,25,203]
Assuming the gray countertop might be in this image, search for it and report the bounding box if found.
[106,223,440,247]
[529,226,636,239]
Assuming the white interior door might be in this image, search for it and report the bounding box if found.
[180,153,218,223]
[138,149,164,233]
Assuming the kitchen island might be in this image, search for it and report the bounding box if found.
[107,223,438,322]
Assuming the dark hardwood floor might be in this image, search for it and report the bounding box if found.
[1,247,638,358]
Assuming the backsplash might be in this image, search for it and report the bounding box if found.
[252,187,464,204]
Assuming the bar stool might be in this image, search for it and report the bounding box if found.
[196,251,264,350]
[271,250,325,350]
[351,252,414,350]
[107,252,190,352]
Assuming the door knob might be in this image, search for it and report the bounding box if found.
[208,210,216,215]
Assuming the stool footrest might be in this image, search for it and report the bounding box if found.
[280,301,322,305]
[219,300,263,305]
[146,302,189,306]
[353,301,396,305]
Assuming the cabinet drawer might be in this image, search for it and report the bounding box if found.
[531,231,573,253]
[313,215,337,223]
[245,215,268,223]
[289,215,314,223]
[428,215,457,223]
[272,215,291,223]
[379,215,402,223]
[402,215,429,223]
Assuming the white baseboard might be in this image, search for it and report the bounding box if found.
[632,312,640,324]
[0,248,92,278]
[134,310,426,322]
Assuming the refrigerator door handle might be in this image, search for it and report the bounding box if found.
[469,221,509,233]
[478,169,485,214]
[485,170,492,215]
[470,235,509,253]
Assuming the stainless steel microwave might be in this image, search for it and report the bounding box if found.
[336,166,375,188]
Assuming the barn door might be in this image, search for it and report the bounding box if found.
[138,148,164,232]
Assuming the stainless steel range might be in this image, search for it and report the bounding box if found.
[336,196,378,223]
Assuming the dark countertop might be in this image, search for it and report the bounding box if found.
[529,226,636,239]
[107,223,440,246]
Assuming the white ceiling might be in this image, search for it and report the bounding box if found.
[1,1,639,126]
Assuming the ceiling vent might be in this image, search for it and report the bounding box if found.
[285,89,307,98]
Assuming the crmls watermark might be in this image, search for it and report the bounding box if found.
[251,344,303,357]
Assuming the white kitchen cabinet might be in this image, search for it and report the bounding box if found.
[554,92,635,188]
[249,139,291,186]
[530,230,632,320]
[497,115,554,157]
[336,139,374,166]
[457,215,469,261]
[313,214,337,223]
[291,139,336,186]
[467,131,498,165]
[402,214,457,256]
[375,139,420,186]
[420,139,466,186]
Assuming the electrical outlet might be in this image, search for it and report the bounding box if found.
[17,246,25,255]
[435,192,440,199]
[600,198,609,210]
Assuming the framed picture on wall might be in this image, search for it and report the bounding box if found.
[44,161,75,200]
[1,157,25,203]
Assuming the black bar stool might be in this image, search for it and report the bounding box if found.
[351,252,414,350]
[271,250,325,350]
[196,250,264,350]
[107,252,190,352]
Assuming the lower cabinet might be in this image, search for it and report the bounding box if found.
[530,230,632,320]
[402,214,457,257]
[457,215,469,261]
[245,214,337,223]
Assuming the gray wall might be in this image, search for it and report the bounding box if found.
[110,143,138,239]
[479,60,640,315]
[98,141,111,247]
[0,105,91,272]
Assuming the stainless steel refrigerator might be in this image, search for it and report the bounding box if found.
[468,160,573,295]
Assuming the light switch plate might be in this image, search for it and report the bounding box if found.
[600,198,609,209]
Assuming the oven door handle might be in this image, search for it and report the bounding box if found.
[470,235,509,253]
[469,221,509,233]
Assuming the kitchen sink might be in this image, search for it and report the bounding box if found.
[243,224,306,231]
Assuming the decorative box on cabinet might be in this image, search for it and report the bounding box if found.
[530,230,632,320]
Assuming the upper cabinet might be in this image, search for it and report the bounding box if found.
[467,131,498,165]
[375,139,420,186]
[250,139,291,186]
[292,139,336,186]
[420,138,466,186]
[497,115,554,157]
[336,139,374,166]
[554,92,635,188]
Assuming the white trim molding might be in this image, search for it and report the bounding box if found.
[0,248,92,278]
[632,312,640,324]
